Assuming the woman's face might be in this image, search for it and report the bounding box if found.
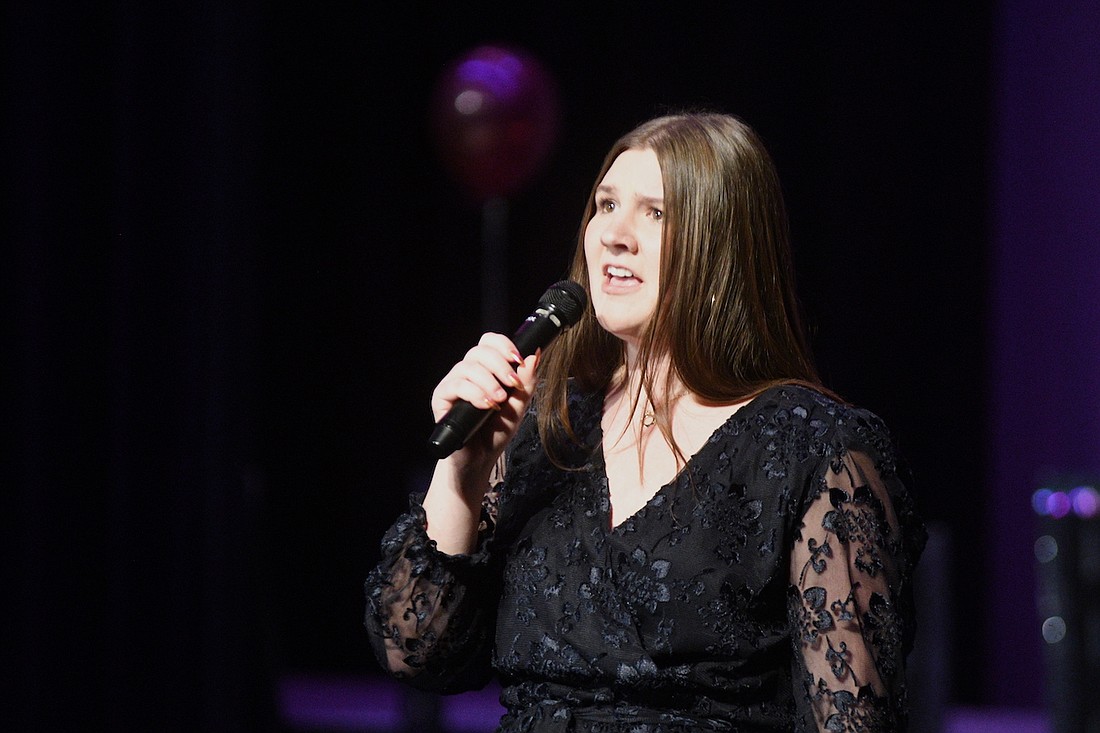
[584,147,664,349]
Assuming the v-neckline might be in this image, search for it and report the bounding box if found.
[594,388,773,533]
[595,443,678,534]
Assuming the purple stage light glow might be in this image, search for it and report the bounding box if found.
[1032,488,1053,515]
[454,53,524,101]
[1070,485,1099,518]
[430,45,561,202]
[1047,492,1072,519]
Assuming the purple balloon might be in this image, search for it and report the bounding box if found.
[430,45,561,201]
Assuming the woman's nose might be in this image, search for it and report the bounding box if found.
[600,212,637,252]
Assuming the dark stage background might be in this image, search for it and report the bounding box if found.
[8,3,1008,730]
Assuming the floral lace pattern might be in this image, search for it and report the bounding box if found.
[364,386,925,731]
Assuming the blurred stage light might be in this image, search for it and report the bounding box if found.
[1033,479,1100,733]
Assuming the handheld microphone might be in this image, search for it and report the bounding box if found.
[427,280,587,459]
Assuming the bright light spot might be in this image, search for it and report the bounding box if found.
[1034,535,1058,563]
[1071,485,1099,518]
[1042,616,1067,644]
[1032,488,1053,515]
[455,90,484,115]
[1048,492,1071,519]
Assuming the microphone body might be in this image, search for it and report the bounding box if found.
[427,281,586,459]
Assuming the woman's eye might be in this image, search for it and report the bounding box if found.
[597,199,616,213]
[651,208,663,221]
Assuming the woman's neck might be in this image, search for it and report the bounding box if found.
[609,352,686,434]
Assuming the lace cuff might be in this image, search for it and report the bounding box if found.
[363,493,499,693]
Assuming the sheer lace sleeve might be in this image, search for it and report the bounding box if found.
[788,448,918,732]
[363,491,502,694]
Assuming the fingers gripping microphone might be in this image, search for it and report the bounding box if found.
[427,280,587,459]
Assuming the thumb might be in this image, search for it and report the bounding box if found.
[515,348,541,389]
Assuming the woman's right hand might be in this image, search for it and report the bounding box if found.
[423,334,539,544]
[431,332,540,470]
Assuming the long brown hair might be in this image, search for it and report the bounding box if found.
[536,112,827,462]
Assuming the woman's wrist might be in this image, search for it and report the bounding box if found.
[421,459,490,554]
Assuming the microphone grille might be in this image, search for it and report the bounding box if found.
[539,280,587,326]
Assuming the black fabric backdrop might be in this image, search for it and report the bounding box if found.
[7,3,991,729]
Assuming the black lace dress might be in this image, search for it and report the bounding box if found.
[364,385,926,732]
